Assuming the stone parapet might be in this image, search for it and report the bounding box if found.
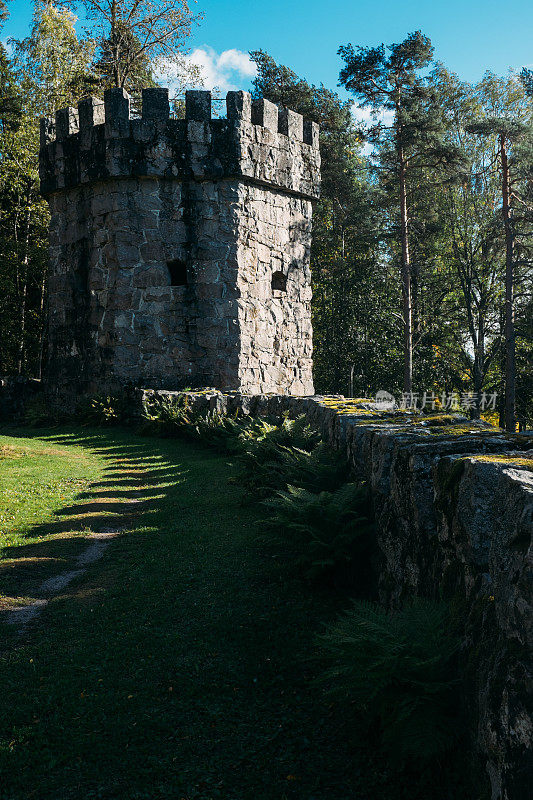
[39,88,321,199]
[138,389,533,800]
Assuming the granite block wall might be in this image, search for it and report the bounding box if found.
[40,88,320,400]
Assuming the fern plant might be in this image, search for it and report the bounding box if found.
[235,418,347,498]
[140,393,194,436]
[77,394,131,425]
[317,599,460,765]
[192,411,248,452]
[267,442,350,494]
[263,482,374,580]
[237,414,321,460]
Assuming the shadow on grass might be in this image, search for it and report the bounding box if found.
[0,425,469,800]
[0,426,189,611]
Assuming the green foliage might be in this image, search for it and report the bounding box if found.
[250,50,396,397]
[0,1,97,377]
[263,481,374,580]
[234,415,346,498]
[77,393,131,425]
[318,598,461,765]
[140,393,265,452]
[338,32,467,394]
[70,0,201,91]
[250,48,363,206]
[236,414,321,459]
[242,441,350,498]
[521,67,533,97]
[141,391,193,435]
[338,31,434,109]
[92,21,157,97]
[13,1,97,115]
[0,45,21,132]
[190,410,252,452]
[140,400,349,501]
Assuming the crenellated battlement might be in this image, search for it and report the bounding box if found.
[39,88,320,199]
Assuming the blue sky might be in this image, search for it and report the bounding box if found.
[3,0,532,96]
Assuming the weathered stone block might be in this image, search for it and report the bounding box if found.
[56,107,79,140]
[104,88,130,125]
[226,90,252,122]
[142,87,169,120]
[251,98,278,132]
[185,90,211,121]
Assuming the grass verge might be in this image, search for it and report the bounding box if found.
[0,425,413,800]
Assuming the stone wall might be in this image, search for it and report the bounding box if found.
[40,89,319,401]
[138,389,532,800]
[234,185,313,394]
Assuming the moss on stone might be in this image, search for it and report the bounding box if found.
[419,414,463,426]
[469,454,533,471]
[423,424,495,438]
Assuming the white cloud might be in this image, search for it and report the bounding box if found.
[184,46,257,93]
[217,49,257,78]
[351,104,394,128]
[156,47,257,103]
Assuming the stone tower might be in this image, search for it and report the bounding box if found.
[39,88,320,398]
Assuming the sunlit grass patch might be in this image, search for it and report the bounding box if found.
[0,433,102,549]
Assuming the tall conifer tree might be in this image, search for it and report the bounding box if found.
[338,32,463,393]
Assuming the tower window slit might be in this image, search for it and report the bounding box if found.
[167,258,188,286]
[271,271,287,292]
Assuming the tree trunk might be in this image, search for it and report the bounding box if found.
[17,196,32,375]
[37,269,47,380]
[501,135,516,432]
[399,153,413,394]
[472,315,484,420]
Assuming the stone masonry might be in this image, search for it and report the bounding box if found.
[39,88,320,399]
[138,389,532,800]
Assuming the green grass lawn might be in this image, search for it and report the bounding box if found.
[0,426,423,800]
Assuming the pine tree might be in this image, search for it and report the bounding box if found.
[250,51,398,397]
[338,32,464,394]
[520,68,533,98]
[93,22,157,101]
